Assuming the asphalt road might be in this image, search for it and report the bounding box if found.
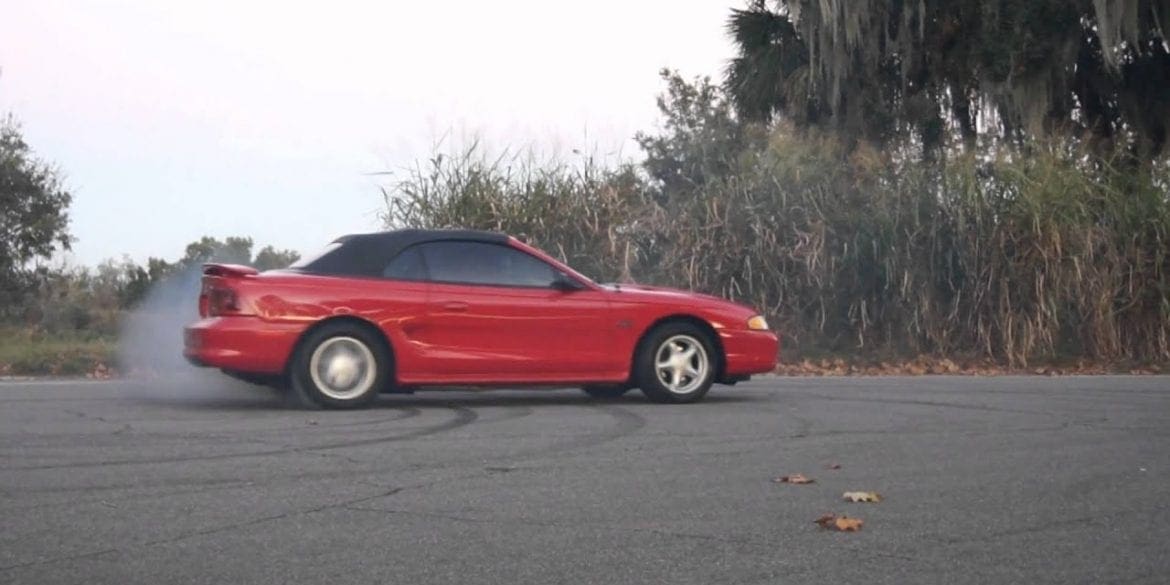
[1,374,1168,585]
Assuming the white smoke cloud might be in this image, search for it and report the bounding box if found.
[117,266,271,403]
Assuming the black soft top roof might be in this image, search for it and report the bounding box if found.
[298,228,509,277]
[333,228,507,249]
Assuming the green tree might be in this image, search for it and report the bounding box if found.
[252,245,300,271]
[0,115,72,314]
[116,257,173,308]
[177,236,254,268]
[176,236,298,271]
[635,70,762,203]
[726,0,1170,158]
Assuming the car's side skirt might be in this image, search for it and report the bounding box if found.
[395,371,631,386]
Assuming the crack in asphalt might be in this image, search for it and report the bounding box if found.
[932,510,1143,548]
[339,505,776,552]
[0,485,406,572]
[4,404,478,471]
[783,391,1048,415]
[0,479,261,513]
[1,402,646,499]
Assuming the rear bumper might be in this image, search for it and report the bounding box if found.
[183,317,303,374]
[719,329,780,376]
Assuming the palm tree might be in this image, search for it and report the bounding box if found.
[724,1,817,125]
[723,0,1170,157]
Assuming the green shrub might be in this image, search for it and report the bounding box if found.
[0,329,115,376]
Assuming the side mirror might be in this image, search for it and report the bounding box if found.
[551,272,584,292]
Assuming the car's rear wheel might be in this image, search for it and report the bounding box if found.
[580,385,631,399]
[290,322,390,409]
[636,323,716,404]
[221,370,284,389]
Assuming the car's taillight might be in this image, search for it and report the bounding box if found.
[202,285,241,317]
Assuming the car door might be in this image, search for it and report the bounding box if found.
[374,243,432,380]
[406,240,615,382]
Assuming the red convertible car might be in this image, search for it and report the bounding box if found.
[184,229,778,408]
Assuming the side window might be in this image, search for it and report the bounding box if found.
[382,246,427,281]
[418,241,556,287]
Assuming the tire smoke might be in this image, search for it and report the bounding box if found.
[117,266,261,401]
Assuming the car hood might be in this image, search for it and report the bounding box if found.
[601,283,754,312]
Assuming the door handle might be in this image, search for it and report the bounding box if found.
[441,301,469,312]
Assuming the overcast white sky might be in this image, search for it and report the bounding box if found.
[0,0,738,266]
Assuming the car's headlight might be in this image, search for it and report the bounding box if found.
[747,315,769,331]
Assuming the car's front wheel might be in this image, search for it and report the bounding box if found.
[635,323,716,404]
[290,323,390,409]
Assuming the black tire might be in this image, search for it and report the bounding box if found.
[288,322,391,409]
[221,370,284,389]
[635,322,717,404]
[580,385,631,399]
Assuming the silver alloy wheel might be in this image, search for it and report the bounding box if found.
[654,334,709,394]
[308,336,377,401]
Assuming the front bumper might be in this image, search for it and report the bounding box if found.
[719,329,780,376]
[183,317,303,374]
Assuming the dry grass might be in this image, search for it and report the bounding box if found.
[0,329,116,376]
[382,133,1170,366]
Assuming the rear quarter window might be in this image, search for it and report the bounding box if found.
[296,239,386,277]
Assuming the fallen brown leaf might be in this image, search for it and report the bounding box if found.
[775,355,1169,377]
[815,514,864,532]
[842,491,883,503]
[773,473,815,484]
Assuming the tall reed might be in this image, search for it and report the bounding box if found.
[382,135,1170,365]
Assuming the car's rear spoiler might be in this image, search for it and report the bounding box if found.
[202,263,259,278]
